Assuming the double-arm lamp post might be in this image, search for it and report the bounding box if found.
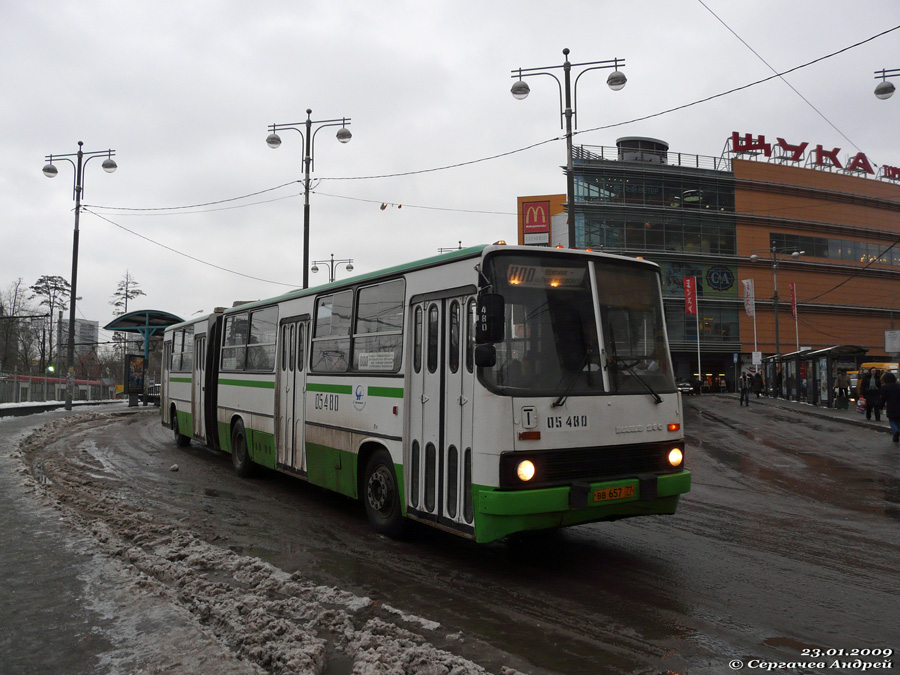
[266,110,351,290]
[510,48,626,249]
[311,254,354,284]
[43,142,117,410]
[874,68,900,100]
[749,244,804,356]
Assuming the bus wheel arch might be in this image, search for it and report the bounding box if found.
[360,444,406,538]
[230,416,253,477]
[171,405,190,447]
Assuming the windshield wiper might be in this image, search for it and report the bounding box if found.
[552,349,594,408]
[608,354,663,404]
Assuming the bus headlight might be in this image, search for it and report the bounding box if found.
[516,460,536,482]
[667,448,684,468]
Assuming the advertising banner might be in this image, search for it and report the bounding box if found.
[683,277,697,316]
[127,355,145,395]
[742,279,755,317]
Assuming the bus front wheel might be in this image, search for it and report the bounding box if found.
[231,420,253,477]
[363,450,406,537]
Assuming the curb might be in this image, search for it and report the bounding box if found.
[705,392,894,433]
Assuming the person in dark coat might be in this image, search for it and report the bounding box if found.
[861,367,883,421]
[880,371,900,442]
[751,372,764,398]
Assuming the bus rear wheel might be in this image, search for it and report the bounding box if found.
[363,450,406,537]
[171,410,190,447]
[231,419,253,477]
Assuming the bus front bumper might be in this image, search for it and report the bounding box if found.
[473,470,691,543]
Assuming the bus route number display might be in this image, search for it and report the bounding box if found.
[507,265,585,288]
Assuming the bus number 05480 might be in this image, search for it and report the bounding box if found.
[547,415,589,429]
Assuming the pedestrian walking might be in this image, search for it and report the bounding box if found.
[880,372,900,442]
[861,367,883,422]
[751,372,764,399]
[835,370,851,399]
[738,371,751,407]
[834,369,852,409]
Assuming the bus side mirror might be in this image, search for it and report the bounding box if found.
[475,293,504,344]
[474,344,496,368]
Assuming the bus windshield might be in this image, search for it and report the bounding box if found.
[480,252,675,397]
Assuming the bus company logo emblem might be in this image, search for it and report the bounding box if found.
[353,385,367,412]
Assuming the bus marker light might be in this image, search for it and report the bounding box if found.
[668,448,684,467]
[392,406,398,415]
[518,431,541,441]
[517,460,536,482]
[668,423,680,432]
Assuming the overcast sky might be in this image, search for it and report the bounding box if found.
[3,1,900,342]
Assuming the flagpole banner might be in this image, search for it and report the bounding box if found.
[790,282,798,319]
[683,277,697,316]
[742,279,755,317]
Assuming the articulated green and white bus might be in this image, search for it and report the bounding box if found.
[162,244,690,543]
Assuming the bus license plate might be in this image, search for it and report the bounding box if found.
[593,485,635,502]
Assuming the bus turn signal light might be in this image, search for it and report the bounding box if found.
[518,431,541,441]
[668,423,680,432]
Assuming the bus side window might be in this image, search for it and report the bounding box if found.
[414,306,423,374]
[466,299,476,373]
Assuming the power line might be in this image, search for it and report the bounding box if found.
[314,191,516,215]
[574,23,900,139]
[696,0,860,151]
[82,24,900,217]
[82,209,302,288]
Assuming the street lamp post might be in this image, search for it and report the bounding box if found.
[874,68,900,100]
[511,48,626,249]
[266,110,352,290]
[311,254,354,284]
[750,244,804,356]
[43,141,117,410]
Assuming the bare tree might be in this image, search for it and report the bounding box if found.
[110,270,147,362]
[29,275,70,373]
[0,279,34,371]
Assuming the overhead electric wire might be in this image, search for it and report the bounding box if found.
[84,23,900,218]
[696,0,861,151]
[574,23,900,139]
[83,209,301,288]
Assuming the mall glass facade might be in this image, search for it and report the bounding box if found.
[572,145,741,386]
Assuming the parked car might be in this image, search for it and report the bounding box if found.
[677,382,694,395]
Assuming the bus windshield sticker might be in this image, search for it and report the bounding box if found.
[358,352,395,370]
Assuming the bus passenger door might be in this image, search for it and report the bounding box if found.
[408,301,443,519]
[277,320,308,473]
[192,335,206,440]
[442,296,475,527]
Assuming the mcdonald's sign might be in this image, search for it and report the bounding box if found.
[523,201,550,233]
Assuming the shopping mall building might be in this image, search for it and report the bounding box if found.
[517,131,900,400]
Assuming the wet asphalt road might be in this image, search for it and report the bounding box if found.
[2,398,898,674]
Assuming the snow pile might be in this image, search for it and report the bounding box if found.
[17,412,526,675]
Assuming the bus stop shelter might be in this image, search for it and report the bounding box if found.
[104,309,183,406]
[804,345,868,408]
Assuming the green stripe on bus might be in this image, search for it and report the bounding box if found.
[368,386,404,398]
[307,383,353,394]
[219,378,276,389]
[170,377,191,383]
